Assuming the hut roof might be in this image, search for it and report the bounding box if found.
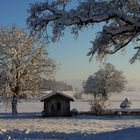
[40,91,75,102]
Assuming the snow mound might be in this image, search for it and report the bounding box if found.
[0,127,140,140]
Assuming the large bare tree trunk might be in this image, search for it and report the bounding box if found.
[12,95,17,116]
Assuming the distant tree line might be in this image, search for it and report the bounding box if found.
[42,79,73,91]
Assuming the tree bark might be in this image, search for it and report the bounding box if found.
[11,95,17,116]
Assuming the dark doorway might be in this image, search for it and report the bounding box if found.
[57,102,61,111]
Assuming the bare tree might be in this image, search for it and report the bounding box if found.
[83,63,126,113]
[27,0,140,63]
[0,26,56,116]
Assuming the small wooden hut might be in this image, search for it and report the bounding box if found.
[40,91,74,117]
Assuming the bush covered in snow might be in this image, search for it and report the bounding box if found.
[120,98,132,109]
[71,108,80,116]
[90,98,107,114]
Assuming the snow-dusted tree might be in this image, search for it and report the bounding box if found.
[84,63,126,99]
[27,0,140,63]
[0,26,56,116]
[83,63,126,113]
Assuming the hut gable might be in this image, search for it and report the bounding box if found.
[41,91,74,117]
[40,91,74,102]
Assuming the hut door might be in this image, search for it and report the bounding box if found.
[57,102,61,111]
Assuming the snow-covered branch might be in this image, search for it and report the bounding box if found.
[27,0,140,62]
[130,46,140,63]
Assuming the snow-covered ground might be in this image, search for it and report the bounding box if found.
[0,91,140,139]
[0,115,140,140]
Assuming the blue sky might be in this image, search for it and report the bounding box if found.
[0,0,140,82]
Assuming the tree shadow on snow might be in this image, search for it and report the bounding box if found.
[0,112,42,119]
[0,127,140,140]
[73,115,140,120]
[0,112,140,120]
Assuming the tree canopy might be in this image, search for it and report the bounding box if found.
[27,0,140,63]
[83,63,126,100]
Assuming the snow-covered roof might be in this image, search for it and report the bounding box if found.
[40,91,74,102]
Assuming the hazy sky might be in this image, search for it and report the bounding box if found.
[0,0,140,82]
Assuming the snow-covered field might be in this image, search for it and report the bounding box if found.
[0,115,140,140]
[0,91,140,140]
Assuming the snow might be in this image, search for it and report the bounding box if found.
[0,91,140,139]
[0,115,140,139]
